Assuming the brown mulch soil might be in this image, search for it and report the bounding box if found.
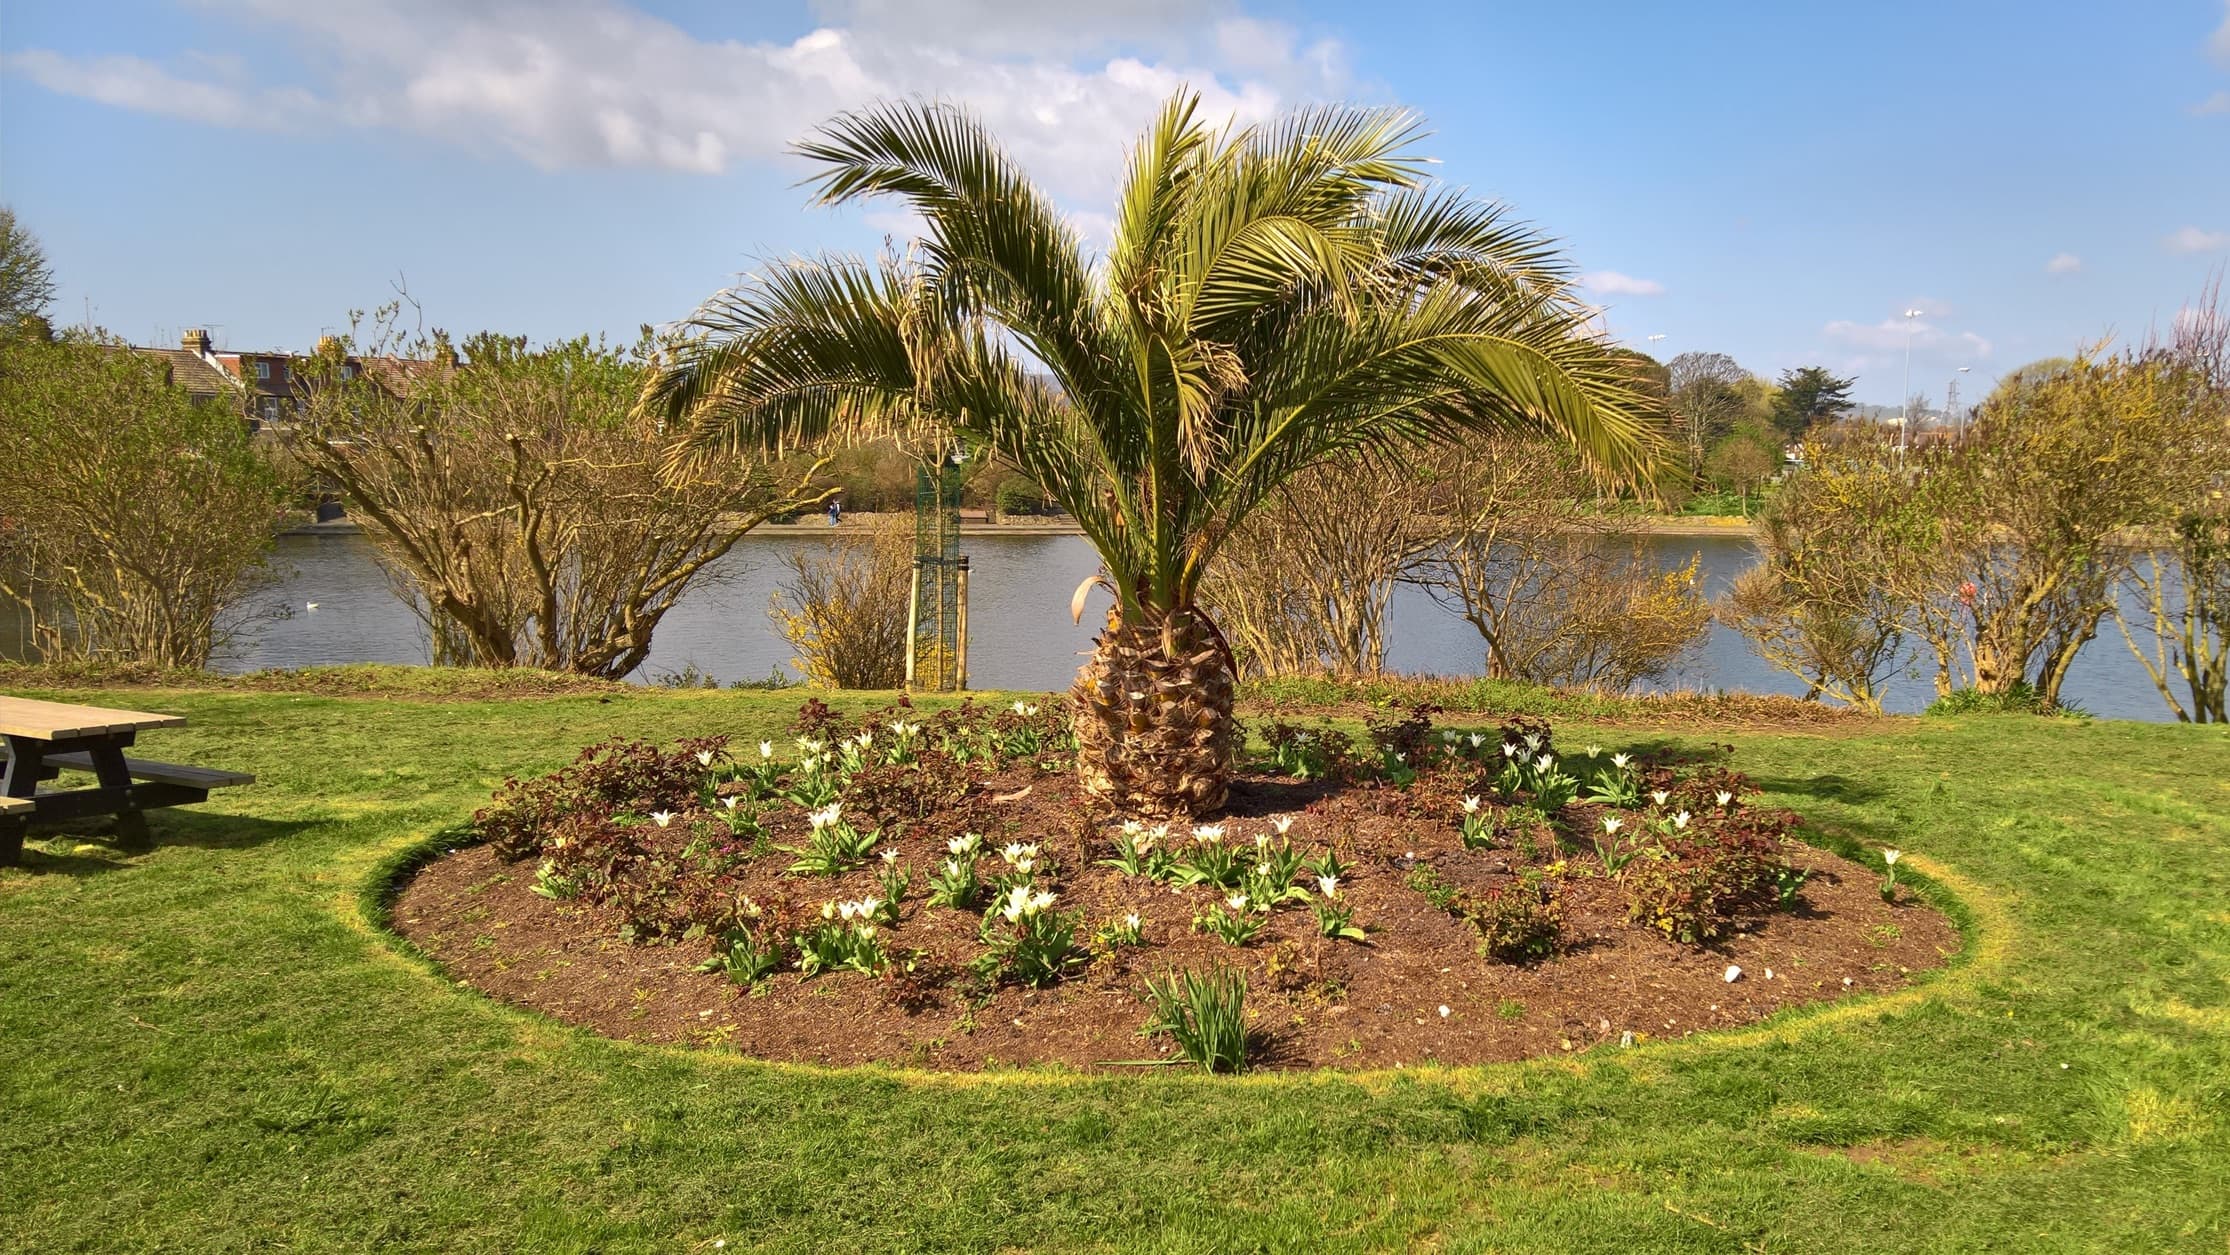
[392,767,1958,1072]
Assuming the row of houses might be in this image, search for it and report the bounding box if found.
[132,329,429,431]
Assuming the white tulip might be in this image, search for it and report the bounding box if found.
[1611,753,1633,769]
[1226,893,1250,912]
[1317,875,1339,898]
[650,811,675,828]
[1673,811,1691,830]
[1883,849,1902,866]
[722,796,740,810]
[1461,796,1482,814]
[1272,817,1294,836]
[759,741,774,759]
[695,750,715,766]
[1602,816,1623,835]
[1714,790,1733,807]
[1651,790,1669,807]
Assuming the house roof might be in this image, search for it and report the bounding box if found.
[135,347,241,400]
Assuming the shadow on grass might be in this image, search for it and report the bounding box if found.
[13,811,313,877]
[1754,773,1891,806]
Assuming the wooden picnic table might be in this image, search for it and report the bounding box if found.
[0,695,252,865]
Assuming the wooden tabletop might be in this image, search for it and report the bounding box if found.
[0,695,187,740]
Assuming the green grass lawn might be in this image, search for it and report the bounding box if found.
[2,679,2226,1252]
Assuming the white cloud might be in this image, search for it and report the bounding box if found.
[861,209,931,242]
[2194,90,2230,115]
[1823,315,1992,361]
[2165,225,2230,254]
[2,48,327,131]
[809,0,1220,59]
[3,0,1348,202]
[2046,252,2082,274]
[2212,0,2230,65]
[1581,270,1665,297]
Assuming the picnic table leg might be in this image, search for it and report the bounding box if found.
[1,734,41,867]
[85,741,154,853]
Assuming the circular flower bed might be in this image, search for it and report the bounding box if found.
[391,698,1956,1071]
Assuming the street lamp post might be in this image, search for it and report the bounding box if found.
[1899,308,1924,459]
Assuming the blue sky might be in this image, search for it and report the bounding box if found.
[3,0,2226,405]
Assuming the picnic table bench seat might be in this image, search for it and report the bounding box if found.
[0,695,249,865]
[41,752,255,791]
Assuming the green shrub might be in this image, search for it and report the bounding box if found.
[1924,682,2086,718]
[1409,864,1563,964]
[1469,873,1564,965]
[1622,807,1795,944]
[994,475,1044,517]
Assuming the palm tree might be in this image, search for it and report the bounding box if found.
[644,92,1665,817]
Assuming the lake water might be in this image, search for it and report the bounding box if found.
[123,528,2182,721]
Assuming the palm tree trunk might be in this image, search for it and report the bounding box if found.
[1069,604,1238,817]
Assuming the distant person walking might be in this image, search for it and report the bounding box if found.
[827,497,842,527]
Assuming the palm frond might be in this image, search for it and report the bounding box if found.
[660,90,1670,615]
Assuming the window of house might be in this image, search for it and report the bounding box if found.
[261,396,280,422]
[342,363,358,381]
[254,360,271,381]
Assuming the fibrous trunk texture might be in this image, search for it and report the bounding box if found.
[1070,607,1237,818]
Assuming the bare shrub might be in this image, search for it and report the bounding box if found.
[770,520,912,688]
[1202,452,1441,677]
[2114,280,2230,722]
[1715,428,1941,711]
[286,310,824,678]
[0,331,288,666]
[1408,438,1710,692]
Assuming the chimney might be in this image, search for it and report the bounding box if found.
[182,328,212,354]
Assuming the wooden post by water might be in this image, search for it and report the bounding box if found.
[955,555,970,690]
[904,560,922,688]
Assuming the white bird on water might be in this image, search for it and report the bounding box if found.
[306,602,319,611]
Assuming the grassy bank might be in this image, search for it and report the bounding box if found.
[1,680,2225,1251]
